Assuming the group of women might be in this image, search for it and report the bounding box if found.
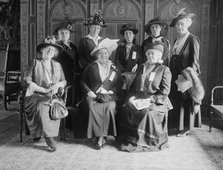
[22,10,202,152]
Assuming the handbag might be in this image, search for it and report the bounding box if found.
[96,93,114,103]
[49,93,68,120]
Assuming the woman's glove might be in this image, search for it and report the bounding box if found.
[131,64,138,73]
[87,91,97,98]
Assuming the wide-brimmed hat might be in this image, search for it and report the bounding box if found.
[145,18,168,35]
[120,24,138,35]
[84,10,107,27]
[170,12,195,27]
[36,36,63,54]
[54,22,75,34]
[91,38,119,56]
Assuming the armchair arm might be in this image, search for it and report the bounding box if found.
[211,86,223,105]
[63,85,71,104]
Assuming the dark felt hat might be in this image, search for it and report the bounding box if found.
[170,12,195,27]
[120,24,138,35]
[145,18,168,34]
[84,10,107,27]
[54,22,75,34]
[36,36,63,54]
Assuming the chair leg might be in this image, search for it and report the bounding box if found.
[209,111,213,132]
[197,108,202,128]
[19,111,23,142]
[60,118,66,141]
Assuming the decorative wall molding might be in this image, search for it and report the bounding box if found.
[20,0,29,74]
[103,0,141,21]
[49,0,85,21]
[159,0,197,22]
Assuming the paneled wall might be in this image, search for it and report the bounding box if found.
[20,0,211,107]
[207,0,223,104]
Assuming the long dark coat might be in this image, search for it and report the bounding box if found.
[169,33,200,130]
[117,63,172,152]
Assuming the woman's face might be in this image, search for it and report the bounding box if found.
[124,30,135,43]
[175,18,191,35]
[42,46,56,60]
[150,24,162,37]
[89,25,101,37]
[97,48,109,65]
[58,29,70,42]
[146,49,162,64]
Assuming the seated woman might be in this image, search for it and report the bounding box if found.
[81,38,123,150]
[23,36,66,151]
[117,43,172,152]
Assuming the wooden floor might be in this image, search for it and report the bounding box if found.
[0,100,223,170]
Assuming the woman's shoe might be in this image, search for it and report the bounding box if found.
[94,137,103,150]
[33,137,41,143]
[177,129,190,137]
[45,137,57,151]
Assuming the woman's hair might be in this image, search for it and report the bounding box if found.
[96,47,110,56]
[38,45,58,59]
[146,49,163,64]
[178,17,193,27]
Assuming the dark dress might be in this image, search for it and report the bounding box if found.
[23,59,66,138]
[79,36,105,69]
[141,36,170,66]
[54,41,79,129]
[80,61,123,138]
[117,63,172,152]
[169,33,200,130]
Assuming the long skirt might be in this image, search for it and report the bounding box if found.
[24,94,60,138]
[117,103,168,152]
[86,97,117,138]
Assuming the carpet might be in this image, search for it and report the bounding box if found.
[0,125,222,170]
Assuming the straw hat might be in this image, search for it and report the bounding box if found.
[90,38,119,56]
[36,36,63,54]
[120,24,138,35]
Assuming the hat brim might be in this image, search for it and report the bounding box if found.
[83,23,107,27]
[36,43,63,54]
[91,38,119,56]
[54,28,75,34]
[170,13,195,27]
[145,21,168,34]
[120,29,138,35]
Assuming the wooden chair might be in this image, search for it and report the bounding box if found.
[0,44,21,110]
[18,86,71,142]
[209,86,223,132]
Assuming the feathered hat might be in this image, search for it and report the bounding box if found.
[84,10,107,27]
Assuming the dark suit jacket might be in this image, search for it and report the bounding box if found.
[79,36,105,69]
[81,61,123,100]
[54,41,79,85]
[115,40,141,73]
[129,63,172,107]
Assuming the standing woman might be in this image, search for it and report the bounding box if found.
[79,10,107,69]
[169,11,200,136]
[115,24,141,92]
[54,21,79,130]
[23,36,66,151]
[81,38,123,149]
[54,21,79,86]
[141,18,170,66]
